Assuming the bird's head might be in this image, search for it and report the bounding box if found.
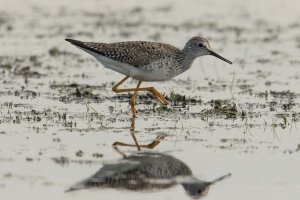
[182,181,211,199]
[184,36,232,64]
[181,173,231,199]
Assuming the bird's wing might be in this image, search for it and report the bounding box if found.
[66,160,141,192]
[91,160,141,179]
[66,39,179,67]
[129,153,192,179]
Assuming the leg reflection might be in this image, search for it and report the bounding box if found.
[112,118,165,158]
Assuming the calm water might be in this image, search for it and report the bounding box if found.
[1,0,300,199]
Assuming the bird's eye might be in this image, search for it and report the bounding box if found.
[197,189,203,194]
[197,43,204,48]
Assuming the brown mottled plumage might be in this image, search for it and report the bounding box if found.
[65,36,232,117]
[82,41,180,67]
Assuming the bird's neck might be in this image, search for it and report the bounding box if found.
[176,49,196,72]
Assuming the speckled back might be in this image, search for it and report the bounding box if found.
[82,41,180,67]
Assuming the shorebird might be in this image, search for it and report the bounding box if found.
[65,36,232,117]
[67,152,231,198]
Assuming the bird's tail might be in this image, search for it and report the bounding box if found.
[65,180,88,193]
[65,38,85,47]
[65,176,106,193]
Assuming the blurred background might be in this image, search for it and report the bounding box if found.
[1,0,300,199]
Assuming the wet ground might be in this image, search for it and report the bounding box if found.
[1,0,300,199]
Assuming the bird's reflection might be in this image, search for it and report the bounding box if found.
[67,119,231,198]
[67,151,230,198]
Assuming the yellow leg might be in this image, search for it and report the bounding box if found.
[130,81,142,118]
[112,135,165,158]
[112,118,165,158]
[113,135,165,149]
[112,76,130,91]
[112,76,169,107]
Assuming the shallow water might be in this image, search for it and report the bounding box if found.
[1,0,300,199]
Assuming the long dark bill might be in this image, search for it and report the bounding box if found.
[210,173,232,185]
[209,50,232,64]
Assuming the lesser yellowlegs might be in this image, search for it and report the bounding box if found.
[65,36,232,117]
[67,152,231,198]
